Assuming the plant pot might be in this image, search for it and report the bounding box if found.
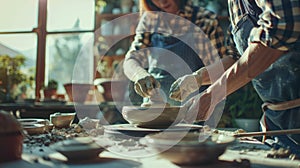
[43,89,57,99]
[0,134,23,162]
[0,111,24,163]
[95,78,128,102]
[64,83,93,103]
[234,118,260,132]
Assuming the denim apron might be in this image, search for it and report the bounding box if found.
[231,0,300,155]
[146,8,207,106]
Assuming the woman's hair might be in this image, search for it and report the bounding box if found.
[140,0,188,13]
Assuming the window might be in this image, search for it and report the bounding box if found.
[46,33,94,93]
[0,0,38,102]
[0,0,38,32]
[47,0,95,32]
[0,0,95,102]
[45,0,95,95]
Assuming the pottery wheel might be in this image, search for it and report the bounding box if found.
[103,124,203,138]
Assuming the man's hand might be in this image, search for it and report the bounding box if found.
[169,68,205,102]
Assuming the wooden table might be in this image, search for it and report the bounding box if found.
[1,134,299,168]
[1,103,300,168]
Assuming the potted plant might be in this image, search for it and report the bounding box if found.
[225,82,263,131]
[42,79,58,99]
[0,55,27,103]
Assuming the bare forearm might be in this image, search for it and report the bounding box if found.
[201,56,236,85]
[208,42,284,104]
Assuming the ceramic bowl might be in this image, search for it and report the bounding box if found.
[140,132,236,165]
[22,123,46,135]
[18,118,49,125]
[18,118,53,132]
[50,137,105,161]
[122,105,187,129]
[50,112,76,128]
[94,78,128,102]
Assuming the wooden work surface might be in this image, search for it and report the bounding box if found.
[1,131,299,168]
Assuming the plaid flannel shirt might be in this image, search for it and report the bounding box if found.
[228,0,300,60]
[125,0,235,80]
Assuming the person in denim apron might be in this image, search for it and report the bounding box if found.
[232,0,300,155]
[180,0,300,156]
[147,30,205,106]
[124,0,228,106]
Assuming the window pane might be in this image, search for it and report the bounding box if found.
[46,33,94,95]
[0,0,38,32]
[47,0,95,32]
[0,34,37,102]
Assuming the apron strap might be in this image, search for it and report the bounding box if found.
[260,113,267,142]
[260,98,300,142]
[262,98,300,112]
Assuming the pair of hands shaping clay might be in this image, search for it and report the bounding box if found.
[140,89,170,108]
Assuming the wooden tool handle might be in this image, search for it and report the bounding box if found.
[234,128,300,137]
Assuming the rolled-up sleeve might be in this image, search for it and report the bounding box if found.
[249,0,300,51]
[123,13,152,81]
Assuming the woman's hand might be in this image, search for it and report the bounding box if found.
[134,75,161,97]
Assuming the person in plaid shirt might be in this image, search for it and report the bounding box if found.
[179,0,300,155]
[123,0,235,106]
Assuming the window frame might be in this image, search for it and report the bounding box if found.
[0,0,97,99]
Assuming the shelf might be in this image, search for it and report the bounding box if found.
[96,13,129,28]
[97,34,133,39]
[96,13,131,21]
